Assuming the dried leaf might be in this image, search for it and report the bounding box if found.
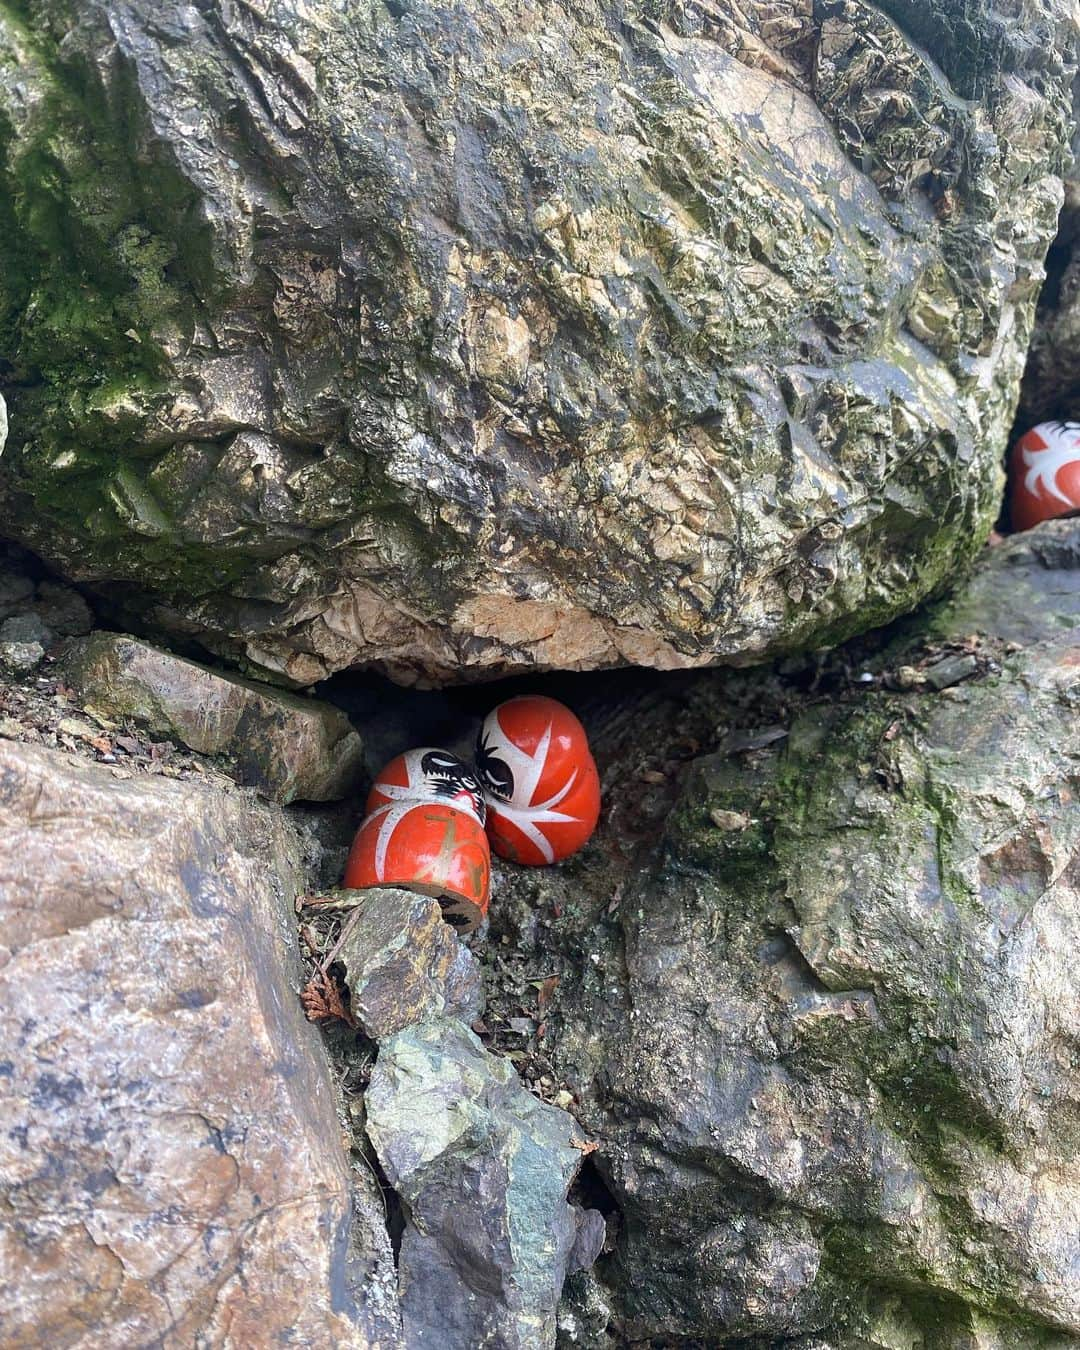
[300,968,355,1027]
[537,975,560,1011]
[569,1137,599,1155]
[297,892,342,909]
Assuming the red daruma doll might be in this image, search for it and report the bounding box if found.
[475,695,600,865]
[344,749,490,932]
[1009,421,1080,531]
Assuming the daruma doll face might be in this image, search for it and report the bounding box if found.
[1010,421,1080,531]
[344,800,490,931]
[366,747,486,825]
[475,695,600,866]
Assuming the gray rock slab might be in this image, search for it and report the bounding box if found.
[366,1019,592,1349]
[337,887,485,1040]
[62,631,364,802]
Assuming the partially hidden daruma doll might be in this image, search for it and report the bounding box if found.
[345,749,490,931]
[1009,421,1080,531]
[475,695,601,866]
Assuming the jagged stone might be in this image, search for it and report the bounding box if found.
[0,2,1075,683]
[61,632,364,803]
[0,640,44,674]
[366,1019,597,1349]
[0,738,402,1348]
[336,888,485,1040]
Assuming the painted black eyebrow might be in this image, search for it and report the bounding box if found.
[419,750,474,777]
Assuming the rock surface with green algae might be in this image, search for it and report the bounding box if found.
[470,521,1080,1348]
[0,0,1076,684]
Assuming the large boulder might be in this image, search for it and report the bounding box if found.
[483,521,1080,1347]
[0,2,1075,684]
[0,738,401,1347]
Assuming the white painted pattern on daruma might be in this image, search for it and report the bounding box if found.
[476,708,585,865]
[368,800,416,881]
[1022,421,1080,508]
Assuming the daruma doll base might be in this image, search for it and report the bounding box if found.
[344,801,490,932]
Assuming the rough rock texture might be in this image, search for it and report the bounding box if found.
[0,738,401,1347]
[928,514,1080,646]
[470,522,1080,1348]
[0,3,1075,684]
[61,631,364,802]
[0,634,44,674]
[0,547,92,674]
[337,888,485,1039]
[366,1019,592,1350]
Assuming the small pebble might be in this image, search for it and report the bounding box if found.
[710,808,751,832]
[924,653,978,691]
[895,665,925,691]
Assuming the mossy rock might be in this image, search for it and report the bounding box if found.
[0,0,1075,684]
[542,523,1080,1344]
